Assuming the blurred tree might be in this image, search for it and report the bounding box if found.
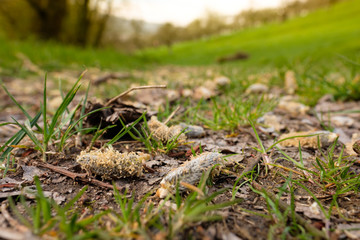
[0,0,35,39]
[0,0,113,47]
[93,0,113,47]
[129,20,144,50]
[154,22,179,53]
[183,19,203,40]
[25,0,68,40]
[202,11,227,36]
[75,0,91,46]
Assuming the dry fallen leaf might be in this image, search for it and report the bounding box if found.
[278,130,338,149]
[337,223,360,239]
[295,202,324,220]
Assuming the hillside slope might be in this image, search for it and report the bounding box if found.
[143,0,360,66]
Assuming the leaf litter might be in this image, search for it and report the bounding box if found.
[0,66,359,239]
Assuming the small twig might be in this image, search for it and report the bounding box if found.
[243,154,262,174]
[1,201,29,233]
[105,85,167,107]
[0,227,27,240]
[35,162,122,191]
[0,183,18,189]
[251,181,328,239]
[268,163,305,176]
[35,162,87,180]
[163,105,181,125]
[226,154,261,186]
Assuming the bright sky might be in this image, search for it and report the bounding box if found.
[115,0,284,25]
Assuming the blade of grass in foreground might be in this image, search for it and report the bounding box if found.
[0,111,42,162]
[0,80,41,131]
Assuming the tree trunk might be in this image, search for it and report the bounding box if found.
[76,0,91,46]
[26,0,67,40]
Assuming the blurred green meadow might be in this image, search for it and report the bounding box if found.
[0,0,359,75]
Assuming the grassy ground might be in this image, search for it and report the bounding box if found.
[0,0,360,239]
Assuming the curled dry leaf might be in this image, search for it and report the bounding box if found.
[76,147,150,180]
[278,130,338,149]
[156,152,224,198]
[295,202,323,220]
[21,165,45,181]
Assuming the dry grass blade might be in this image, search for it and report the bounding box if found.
[180,182,205,197]
[163,105,181,125]
[105,85,167,106]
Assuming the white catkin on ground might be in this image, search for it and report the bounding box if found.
[76,148,150,180]
[156,152,224,198]
[148,116,186,143]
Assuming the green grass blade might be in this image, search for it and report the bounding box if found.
[106,112,146,146]
[0,111,41,161]
[47,76,82,141]
[63,186,88,212]
[0,80,41,131]
[11,118,43,151]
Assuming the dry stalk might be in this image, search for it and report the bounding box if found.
[163,105,181,125]
[105,85,167,106]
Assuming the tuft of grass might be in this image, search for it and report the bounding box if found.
[124,114,186,154]
[197,96,277,132]
[165,169,242,238]
[8,176,109,239]
[1,73,105,161]
[251,175,314,239]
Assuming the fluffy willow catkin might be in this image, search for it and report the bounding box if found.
[148,116,186,143]
[156,152,224,198]
[76,147,150,180]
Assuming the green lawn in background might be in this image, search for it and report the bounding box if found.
[0,0,359,74]
[144,0,360,66]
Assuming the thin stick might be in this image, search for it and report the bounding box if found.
[164,105,181,125]
[35,162,123,191]
[1,202,29,233]
[105,85,167,106]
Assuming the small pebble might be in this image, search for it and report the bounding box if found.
[353,139,360,155]
[278,99,310,115]
[214,76,230,86]
[179,123,205,138]
[245,83,269,94]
